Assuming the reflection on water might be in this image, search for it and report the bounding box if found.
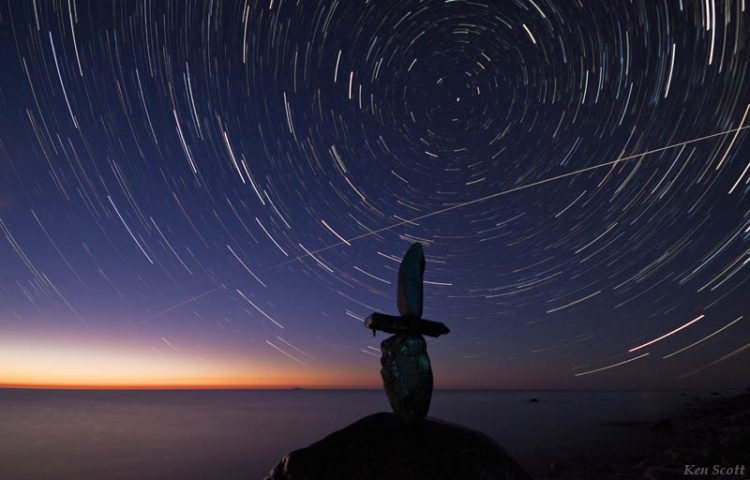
[0,389,692,479]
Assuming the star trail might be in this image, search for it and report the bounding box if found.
[1,0,749,389]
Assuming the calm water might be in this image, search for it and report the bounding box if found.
[0,389,697,479]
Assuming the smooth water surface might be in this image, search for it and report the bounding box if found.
[0,389,695,479]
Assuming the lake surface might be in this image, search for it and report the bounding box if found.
[0,389,700,479]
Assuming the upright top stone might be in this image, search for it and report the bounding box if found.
[365,242,449,337]
[397,243,425,319]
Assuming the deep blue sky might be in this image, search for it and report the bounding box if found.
[1,0,749,389]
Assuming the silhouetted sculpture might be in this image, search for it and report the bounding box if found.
[264,243,532,480]
[365,242,449,423]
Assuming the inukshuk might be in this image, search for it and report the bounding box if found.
[365,243,450,423]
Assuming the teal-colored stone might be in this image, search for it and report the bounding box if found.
[380,333,432,422]
[397,243,425,319]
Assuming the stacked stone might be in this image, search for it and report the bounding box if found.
[265,244,535,480]
[365,243,450,423]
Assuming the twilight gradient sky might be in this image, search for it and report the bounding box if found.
[1,0,749,389]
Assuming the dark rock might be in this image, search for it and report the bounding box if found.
[397,243,425,318]
[653,419,673,432]
[548,461,567,476]
[643,466,684,480]
[380,334,432,422]
[264,412,533,480]
[605,419,646,427]
[527,398,539,403]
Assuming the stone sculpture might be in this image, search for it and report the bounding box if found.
[365,242,449,423]
[265,243,534,480]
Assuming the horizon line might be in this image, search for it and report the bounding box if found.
[0,384,741,393]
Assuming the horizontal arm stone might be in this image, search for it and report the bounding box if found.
[365,312,450,338]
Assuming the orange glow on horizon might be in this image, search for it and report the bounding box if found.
[0,336,380,390]
[0,382,380,390]
[0,331,543,391]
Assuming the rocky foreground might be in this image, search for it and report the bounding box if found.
[536,391,750,480]
[264,412,533,480]
[264,391,749,480]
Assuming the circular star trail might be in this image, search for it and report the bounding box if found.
[1,0,749,388]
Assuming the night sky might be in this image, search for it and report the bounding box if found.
[1,0,749,390]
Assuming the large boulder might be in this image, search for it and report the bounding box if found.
[264,412,533,480]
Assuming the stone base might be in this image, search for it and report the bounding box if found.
[264,413,533,480]
[380,334,432,423]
